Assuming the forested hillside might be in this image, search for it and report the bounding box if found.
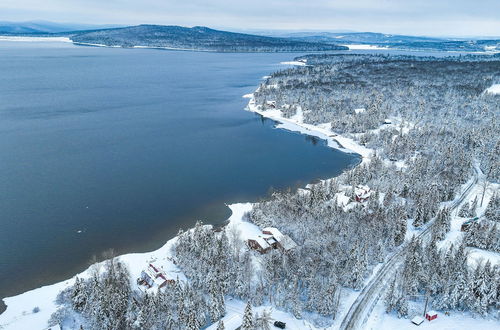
[70,25,349,52]
[282,32,500,52]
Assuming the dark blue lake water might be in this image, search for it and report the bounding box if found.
[0,41,359,300]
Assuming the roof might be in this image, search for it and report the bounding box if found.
[411,316,425,325]
[252,235,271,249]
[249,227,298,252]
[262,227,284,241]
[355,185,372,199]
[280,235,298,250]
[427,310,437,316]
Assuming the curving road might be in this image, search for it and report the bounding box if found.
[339,167,480,330]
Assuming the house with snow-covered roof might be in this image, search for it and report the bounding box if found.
[247,227,297,254]
[137,263,176,292]
[355,185,372,203]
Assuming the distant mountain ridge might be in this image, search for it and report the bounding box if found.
[278,32,499,52]
[0,20,121,34]
[69,25,348,52]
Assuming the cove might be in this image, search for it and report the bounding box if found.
[0,41,359,302]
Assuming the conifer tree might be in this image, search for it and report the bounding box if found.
[241,302,254,330]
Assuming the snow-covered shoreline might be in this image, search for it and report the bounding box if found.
[243,93,373,161]
[0,71,373,329]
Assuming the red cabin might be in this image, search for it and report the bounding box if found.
[425,311,437,321]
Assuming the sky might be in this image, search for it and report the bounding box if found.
[1,0,499,37]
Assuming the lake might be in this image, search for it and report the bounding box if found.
[0,41,359,302]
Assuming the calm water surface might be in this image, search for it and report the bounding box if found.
[0,42,359,302]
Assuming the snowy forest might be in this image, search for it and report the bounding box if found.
[48,53,499,329]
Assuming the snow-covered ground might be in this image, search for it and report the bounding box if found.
[367,302,500,330]
[245,95,372,161]
[0,227,186,329]
[280,61,307,66]
[363,166,499,330]
[485,84,500,95]
[206,299,316,330]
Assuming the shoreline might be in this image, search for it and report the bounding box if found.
[0,71,369,330]
[243,93,372,161]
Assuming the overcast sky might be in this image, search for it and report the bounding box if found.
[1,0,499,37]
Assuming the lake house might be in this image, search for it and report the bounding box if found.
[248,227,297,254]
[137,263,175,291]
[355,185,372,203]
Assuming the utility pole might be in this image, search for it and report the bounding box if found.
[423,293,429,317]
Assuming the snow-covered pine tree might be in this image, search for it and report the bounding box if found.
[71,276,87,312]
[458,202,470,217]
[241,302,254,330]
[469,197,478,217]
[484,193,499,222]
[384,276,398,313]
[402,236,423,295]
[255,309,273,330]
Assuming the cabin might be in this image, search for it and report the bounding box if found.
[461,217,480,231]
[355,185,372,203]
[248,227,297,254]
[137,263,175,291]
[384,119,392,125]
[425,310,438,321]
[411,315,425,326]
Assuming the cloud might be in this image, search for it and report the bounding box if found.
[1,0,499,36]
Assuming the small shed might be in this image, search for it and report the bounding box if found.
[425,310,438,321]
[411,315,425,326]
